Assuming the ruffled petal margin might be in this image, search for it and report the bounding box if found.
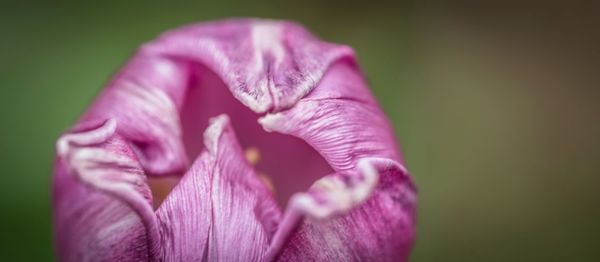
[54,119,159,262]
[260,61,417,261]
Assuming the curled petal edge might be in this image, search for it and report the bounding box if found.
[264,158,409,261]
[56,118,161,260]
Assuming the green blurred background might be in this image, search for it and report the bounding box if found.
[1,1,599,261]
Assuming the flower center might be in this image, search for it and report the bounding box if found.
[149,147,275,209]
[148,64,333,209]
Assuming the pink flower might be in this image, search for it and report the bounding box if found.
[53,19,417,261]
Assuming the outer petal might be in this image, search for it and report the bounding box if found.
[260,61,417,261]
[82,55,190,176]
[273,159,416,261]
[143,19,354,112]
[156,115,280,261]
[54,119,160,261]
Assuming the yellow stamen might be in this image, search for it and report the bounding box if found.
[244,146,261,165]
[244,147,275,194]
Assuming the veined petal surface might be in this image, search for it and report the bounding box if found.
[156,115,281,261]
[54,119,159,262]
[260,61,417,261]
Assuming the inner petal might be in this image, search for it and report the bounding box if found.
[151,63,333,207]
[155,115,280,260]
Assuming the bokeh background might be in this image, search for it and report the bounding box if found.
[1,1,599,261]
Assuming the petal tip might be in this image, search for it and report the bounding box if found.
[203,114,231,154]
[285,158,383,221]
[258,113,283,132]
[56,118,117,157]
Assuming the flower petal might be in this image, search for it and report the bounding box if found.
[54,119,160,261]
[156,115,281,261]
[259,61,402,170]
[143,19,354,112]
[273,159,416,261]
[259,61,417,260]
[82,55,190,176]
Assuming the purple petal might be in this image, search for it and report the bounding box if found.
[144,19,354,113]
[54,119,160,261]
[259,61,417,261]
[82,55,190,176]
[156,115,280,261]
[273,159,416,261]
